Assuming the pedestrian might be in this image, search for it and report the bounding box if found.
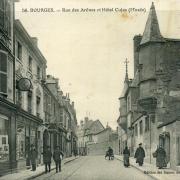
[74,149,77,157]
[153,145,167,169]
[30,144,37,171]
[134,143,145,166]
[123,146,130,167]
[105,150,109,159]
[42,146,52,173]
[107,146,114,160]
[53,146,64,173]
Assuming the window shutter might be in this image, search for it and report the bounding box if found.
[0,50,8,95]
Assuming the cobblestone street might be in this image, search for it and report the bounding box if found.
[34,156,153,180]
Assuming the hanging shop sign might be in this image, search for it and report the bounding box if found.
[17,78,32,91]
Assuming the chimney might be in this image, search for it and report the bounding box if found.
[31,37,38,46]
[72,101,74,108]
[80,120,84,125]
[59,91,63,96]
[84,117,89,124]
[67,93,70,102]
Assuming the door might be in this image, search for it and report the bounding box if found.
[43,130,49,150]
[177,137,180,165]
[165,134,170,163]
[159,133,170,163]
[25,136,30,166]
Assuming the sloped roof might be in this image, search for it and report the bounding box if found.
[84,120,105,136]
[140,2,165,45]
[84,120,93,129]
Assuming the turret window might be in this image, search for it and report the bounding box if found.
[145,116,150,132]
[139,120,143,135]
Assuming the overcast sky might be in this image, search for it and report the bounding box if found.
[15,0,180,129]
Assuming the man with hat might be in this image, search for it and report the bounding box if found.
[134,143,145,166]
[30,144,37,171]
[42,146,52,173]
[53,146,64,173]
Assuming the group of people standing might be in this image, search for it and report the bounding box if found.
[30,145,64,173]
[123,143,167,169]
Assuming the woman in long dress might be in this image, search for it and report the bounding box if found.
[154,145,167,169]
[123,146,130,167]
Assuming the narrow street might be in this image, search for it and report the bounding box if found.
[34,156,153,180]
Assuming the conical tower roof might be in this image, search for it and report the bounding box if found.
[140,2,165,45]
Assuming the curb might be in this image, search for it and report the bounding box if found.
[27,157,79,180]
[64,157,79,165]
[115,157,159,180]
[26,167,56,180]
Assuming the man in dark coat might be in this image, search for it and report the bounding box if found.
[107,147,114,160]
[154,145,167,169]
[42,146,52,173]
[123,146,130,167]
[134,143,145,166]
[30,144,37,171]
[53,146,64,173]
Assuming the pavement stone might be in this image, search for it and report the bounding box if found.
[115,155,180,180]
[0,156,79,180]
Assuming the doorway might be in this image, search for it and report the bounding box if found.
[159,132,170,163]
[43,130,49,151]
[177,137,180,165]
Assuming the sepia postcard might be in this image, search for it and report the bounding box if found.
[0,0,180,179]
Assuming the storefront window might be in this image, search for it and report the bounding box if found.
[0,114,9,162]
[16,123,25,159]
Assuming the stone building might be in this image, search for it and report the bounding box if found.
[77,120,86,155]
[42,75,63,155]
[0,0,78,175]
[77,117,118,155]
[117,2,180,170]
[0,0,18,175]
[44,75,78,157]
[77,117,103,155]
[14,19,47,168]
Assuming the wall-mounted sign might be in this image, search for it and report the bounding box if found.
[17,78,32,91]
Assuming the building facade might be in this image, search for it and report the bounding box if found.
[14,19,46,168]
[43,75,78,158]
[77,117,118,155]
[0,1,78,175]
[117,3,180,170]
[0,0,17,174]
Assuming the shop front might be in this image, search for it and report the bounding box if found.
[0,98,16,176]
[16,109,42,169]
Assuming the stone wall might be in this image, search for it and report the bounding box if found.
[87,139,119,156]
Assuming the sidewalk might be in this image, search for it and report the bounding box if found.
[0,156,79,180]
[115,155,180,180]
